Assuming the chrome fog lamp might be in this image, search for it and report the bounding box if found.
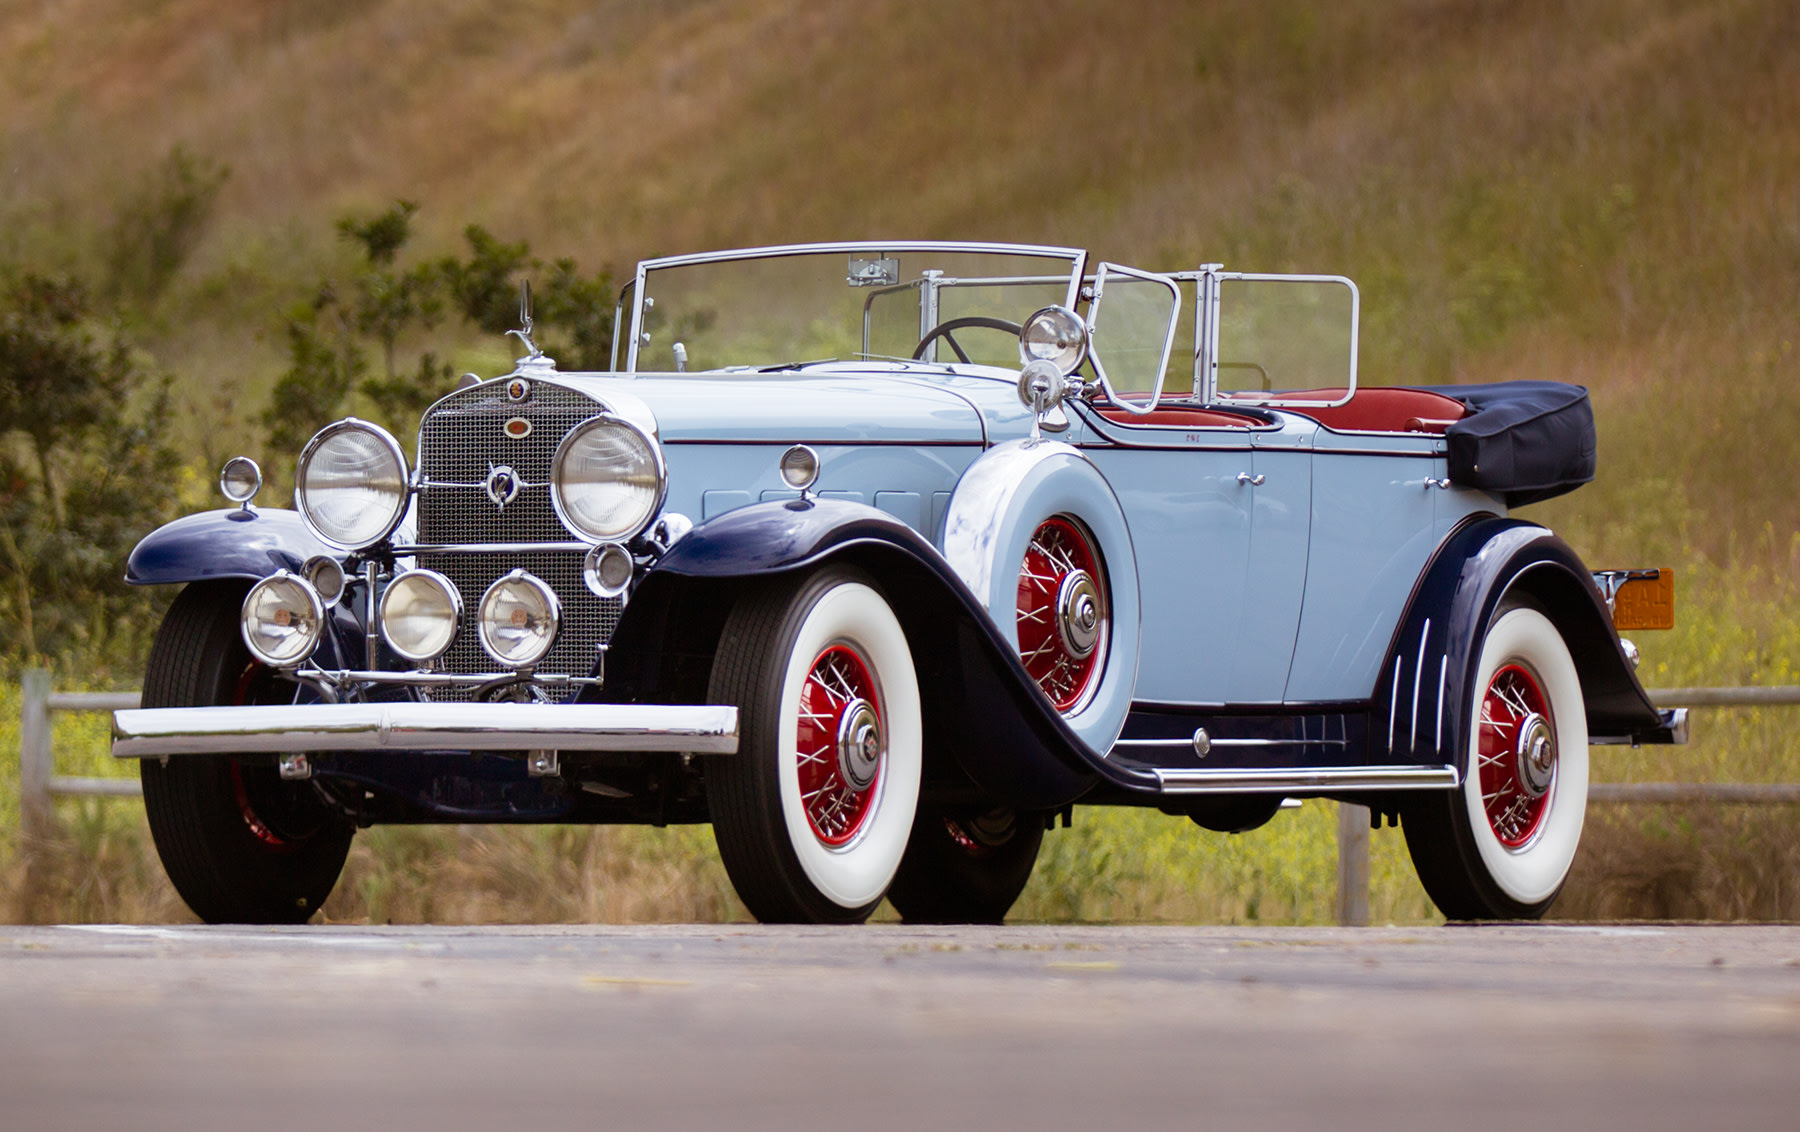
[477,569,561,668]
[1019,306,1089,375]
[241,571,326,668]
[295,419,411,551]
[550,415,666,543]
[583,542,635,599]
[379,569,463,665]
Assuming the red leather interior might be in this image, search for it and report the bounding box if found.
[1261,388,1467,434]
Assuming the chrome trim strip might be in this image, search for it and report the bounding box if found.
[659,438,986,448]
[1153,766,1459,794]
[1111,737,1346,749]
[1388,657,1402,753]
[1305,446,1446,459]
[391,543,593,555]
[112,703,740,758]
[297,668,600,687]
[1409,619,1429,755]
[1435,654,1447,755]
[638,241,1087,273]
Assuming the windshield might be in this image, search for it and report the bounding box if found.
[627,243,1086,373]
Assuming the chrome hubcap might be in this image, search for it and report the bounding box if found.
[836,697,882,793]
[1515,712,1555,798]
[1056,570,1102,659]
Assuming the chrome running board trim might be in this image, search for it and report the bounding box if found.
[1152,765,1458,794]
[112,703,739,759]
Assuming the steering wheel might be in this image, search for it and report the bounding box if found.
[911,316,1024,364]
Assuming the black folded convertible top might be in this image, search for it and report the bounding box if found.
[1412,381,1596,507]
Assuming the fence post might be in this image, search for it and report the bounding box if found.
[19,668,52,839]
[1335,801,1370,926]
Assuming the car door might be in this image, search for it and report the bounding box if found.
[1230,421,1313,704]
[1082,429,1255,705]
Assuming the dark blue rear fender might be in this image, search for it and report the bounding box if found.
[596,499,1160,808]
[126,508,340,586]
[1376,517,1671,774]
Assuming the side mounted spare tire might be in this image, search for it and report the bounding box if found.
[943,438,1140,755]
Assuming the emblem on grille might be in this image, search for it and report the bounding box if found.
[504,417,532,439]
[485,464,523,510]
[506,378,531,402]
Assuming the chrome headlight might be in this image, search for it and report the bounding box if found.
[295,419,410,551]
[241,571,325,668]
[1020,306,1089,375]
[551,415,666,543]
[478,570,560,669]
[379,569,462,665]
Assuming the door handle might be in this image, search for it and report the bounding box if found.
[1236,472,1265,486]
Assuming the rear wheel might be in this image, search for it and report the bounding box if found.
[886,807,1043,924]
[1402,604,1588,920]
[707,569,922,923]
[140,581,353,925]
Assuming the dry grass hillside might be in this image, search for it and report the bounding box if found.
[2,0,1795,550]
[3,0,1799,923]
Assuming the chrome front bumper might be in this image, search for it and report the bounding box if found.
[112,703,739,759]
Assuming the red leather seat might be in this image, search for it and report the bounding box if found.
[1265,388,1467,434]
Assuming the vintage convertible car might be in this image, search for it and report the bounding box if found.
[112,241,1685,925]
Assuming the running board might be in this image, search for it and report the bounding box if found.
[1152,766,1459,794]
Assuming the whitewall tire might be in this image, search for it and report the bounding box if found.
[1403,603,1589,919]
[707,568,922,923]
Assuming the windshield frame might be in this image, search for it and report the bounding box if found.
[623,241,1088,374]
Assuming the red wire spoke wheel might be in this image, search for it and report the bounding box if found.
[1016,516,1107,713]
[1475,662,1555,848]
[706,568,922,923]
[794,645,883,846]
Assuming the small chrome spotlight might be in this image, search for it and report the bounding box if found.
[220,457,262,514]
[780,445,820,496]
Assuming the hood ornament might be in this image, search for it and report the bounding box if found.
[506,281,557,375]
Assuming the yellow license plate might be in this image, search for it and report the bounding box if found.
[1610,569,1675,631]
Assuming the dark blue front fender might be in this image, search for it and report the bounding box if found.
[125,508,340,586]
[653,497,931,579]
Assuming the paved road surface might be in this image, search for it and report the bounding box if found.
[3,923,1797,1130]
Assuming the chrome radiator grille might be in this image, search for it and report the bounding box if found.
[415,380,623,701]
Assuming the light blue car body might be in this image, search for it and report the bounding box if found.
[554,365,1493,711]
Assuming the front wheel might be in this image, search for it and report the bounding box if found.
[140,581,354,925]
[1402,604,1589,920]
[706,568,923,923]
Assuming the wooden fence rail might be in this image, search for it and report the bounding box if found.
[13,670,1800,924]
